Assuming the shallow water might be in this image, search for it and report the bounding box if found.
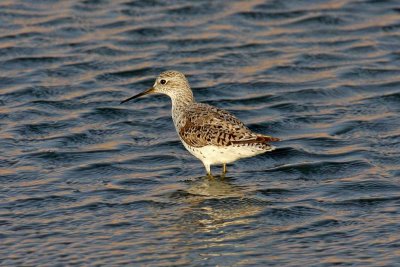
[1,0,400,266]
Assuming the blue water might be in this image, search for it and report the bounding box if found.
[1,0,400,266]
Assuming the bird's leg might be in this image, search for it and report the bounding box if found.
[204,162,213,178]
[222,163,227,176]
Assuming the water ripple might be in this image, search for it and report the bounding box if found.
[1,0,400,266]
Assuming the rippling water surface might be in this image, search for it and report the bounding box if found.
[1,0,400,265]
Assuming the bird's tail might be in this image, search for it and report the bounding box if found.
[255,135,280,143]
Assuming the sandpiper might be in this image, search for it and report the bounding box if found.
[121,71,280,176]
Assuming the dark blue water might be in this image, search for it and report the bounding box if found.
[1,0,400,266]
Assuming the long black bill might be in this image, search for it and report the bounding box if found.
[120,87,154,104]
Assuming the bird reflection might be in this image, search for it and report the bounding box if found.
[177,175,263,233]
[145,175,265,264]
[185,175,245,198]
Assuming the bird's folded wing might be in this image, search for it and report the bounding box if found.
[179,103,278,147]
[179,123,250,147]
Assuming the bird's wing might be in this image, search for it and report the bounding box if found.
[179,103,279,147]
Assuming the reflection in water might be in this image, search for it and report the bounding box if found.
[186,175,245,198]
[183,176,262,231]
[159,176,264,265]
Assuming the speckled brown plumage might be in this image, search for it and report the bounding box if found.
[178,103,279,148]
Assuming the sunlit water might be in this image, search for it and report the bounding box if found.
[1,0,400,266]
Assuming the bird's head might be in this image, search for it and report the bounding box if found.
[121,70,193,104]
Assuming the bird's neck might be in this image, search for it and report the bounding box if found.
[170,90,194,126]
[170,90,194,111]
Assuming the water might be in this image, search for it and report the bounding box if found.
[1,0,400,265]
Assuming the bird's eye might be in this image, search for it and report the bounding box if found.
[160,79,166,85]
